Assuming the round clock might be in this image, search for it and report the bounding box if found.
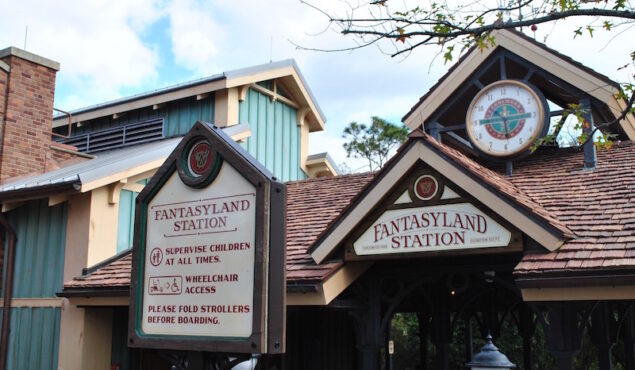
[466,80,549,158]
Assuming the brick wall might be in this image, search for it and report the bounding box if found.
[0,67,7,139]
[0,49,59,183]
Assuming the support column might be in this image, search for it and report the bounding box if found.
[540,303,585,370]
[580,97,597,170]
[351,276,383,370]
[589,302,616,370]
[622,305,635,370]
[417,311,429,370]
[518,305,535,370]
[464,314,473,364]
[430,290,450,370]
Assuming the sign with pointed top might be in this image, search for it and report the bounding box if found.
[129,121,286,354]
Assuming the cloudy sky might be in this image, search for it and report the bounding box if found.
[1,0,632,172]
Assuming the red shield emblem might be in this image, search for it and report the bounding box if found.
[414,175,438,200]
[188,141,214,177]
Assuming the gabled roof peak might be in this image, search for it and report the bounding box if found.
[403,28,635,140]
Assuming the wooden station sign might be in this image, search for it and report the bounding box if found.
[129,121,286,354]
[345,168,518,261]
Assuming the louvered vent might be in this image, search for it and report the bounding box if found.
[57,117,164,153]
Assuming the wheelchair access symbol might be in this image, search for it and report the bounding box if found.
[148,276,182,296]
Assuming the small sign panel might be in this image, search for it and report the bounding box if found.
[353,203,511,255]
[142,165,256,337]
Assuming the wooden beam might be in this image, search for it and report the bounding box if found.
[122,182,145,193]
[0,297,64,307]
[249,83,300,109]
[69,296,130,307]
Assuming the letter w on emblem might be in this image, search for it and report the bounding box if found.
[420,182,432,193]
[194,149,210,168]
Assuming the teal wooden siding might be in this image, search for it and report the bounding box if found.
[6,200,67,298]
[70,95,215,139]
[1,200,66,370]
[117,190,137,253]
[238,88,306,181]
[3,307,60,370]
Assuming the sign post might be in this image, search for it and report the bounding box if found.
[129,121,285,355]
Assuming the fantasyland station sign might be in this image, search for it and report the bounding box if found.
[129,121,285,354]
[354,203,511,255]
[347,170,514,260]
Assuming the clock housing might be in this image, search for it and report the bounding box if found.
[465,80,549,159]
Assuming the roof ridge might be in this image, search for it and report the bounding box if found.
[285,171,375,186]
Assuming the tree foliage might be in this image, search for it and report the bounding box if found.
[303,0,635,146]
[342,116,409,171]
[301,0,634,60]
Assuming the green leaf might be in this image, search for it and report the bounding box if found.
[443,45,454,64]
[613,0,626,10]
[586,25,594,37]
[573,27,583,38]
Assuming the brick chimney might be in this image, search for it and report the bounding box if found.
[0,47,60,183]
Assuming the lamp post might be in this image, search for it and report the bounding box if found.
[466,334,516,370]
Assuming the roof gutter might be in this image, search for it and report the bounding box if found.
[57,288,131,298]
[0,180,80,203]
[515,270,635,289]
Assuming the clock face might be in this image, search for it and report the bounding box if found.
[466,80,547,158]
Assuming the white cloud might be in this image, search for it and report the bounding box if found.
[0,0,163,110]
[166,0,225,75]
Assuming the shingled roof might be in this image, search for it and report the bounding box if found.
[510,141,635,278]
[62,172,375,295]
[61,139,635,297]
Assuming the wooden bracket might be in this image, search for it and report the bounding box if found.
[49,194,70,207]
[108,179,128,204]
[296,107,310,127]
[196,93,211,101]
[1,202,24,213]
[238,85,249,102]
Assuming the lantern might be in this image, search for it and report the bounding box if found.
[466,334,516,370]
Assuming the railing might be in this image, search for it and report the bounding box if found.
[57,117,164,153]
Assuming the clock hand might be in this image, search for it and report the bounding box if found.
[493,110,511,138]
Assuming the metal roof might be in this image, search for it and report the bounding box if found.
[0,137,180,194]
[0,123,252,199]
[53,59,326,124]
